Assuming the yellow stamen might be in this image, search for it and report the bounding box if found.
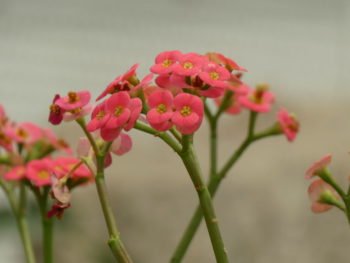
[180,106,192,117]
[162,59,172,67]
[17,128,28,138]
[38,170,50,179]
[96,110,105,120]
[183,62,193,69]
[50,104,60,113]
[114,106,124,116]
[68,92,80,103]
[156,104,167,114]
[209,72,220,80]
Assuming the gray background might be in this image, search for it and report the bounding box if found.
[1,0,350,262]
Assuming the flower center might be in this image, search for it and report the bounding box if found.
[16,168,25,177]
[38,170,50,179]
[50,104,61,114]
[57,139,69,148]
[288,119,299,132]
[156,104,167,114]
[183,62,193,69]
[209,72,220,80]
[68,92,80,103]
[70,108,82,114]
[16,128,28,138]
[96,110,105,120]
[162,59,173,67]
[114,106,124,116]
[180,106,192,117]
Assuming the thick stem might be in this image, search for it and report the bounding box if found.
[95,154,133,263]
[38,187,54,263]
[170,113,281,262]
[180,135,229,263]
[1,181,37,263]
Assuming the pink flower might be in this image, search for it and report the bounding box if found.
[146,90,174,131]
[277,108,299,142]
[172,93,203,134]
[105,92,131,129]
[4,166,26,181]
[155,74,186,94]
[173,52,205,76]
[55,90,91,111]
[86,102,111,132]
[49,94,64,125]
[96,63,140,101]
[238,84,275,113]
[0,123,13,152]
[150,50,182,74]
[205,52,247,72]
[63,104,93,122]
[51,175,71,204]
[214,93,242,115]
[111,133,132,156]
[124,98,142,131]
[199,62,231,88]
[305,154,332,179]
[308,178,339,213]
[42,128,72,155]
[7,122,43,144]
[225,77,249,95]
[26,158,53,186]
[129,73,154,94]
[53,157,92,180]
[100,127,122,142]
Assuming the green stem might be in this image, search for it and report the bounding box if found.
[76,117,100,155]
[0,180,36,263]
[95,154,133,263]
[38,187,54,263]
[134,122,181,153]
[170,113,281,263]
[180,135,229,263]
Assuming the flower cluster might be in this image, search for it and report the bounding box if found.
[305,155,344,213]
[0,105,93,218]
[49,50,299,143]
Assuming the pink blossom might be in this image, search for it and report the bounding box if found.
[225,77,249,95]
[7,122,43,144]
[214,93,242,115]
[96,63,140,101]
[147,90,174,131]
[49,94,65,125]
[26,158,53,186]
[63,104,94,122]
[42,128,72,155]
[305,154,332,179]
[173,52,205,76]
[308,178,339,213]
[277,108,299,142]
[111,133,132,156]
[198,85,225,98]
[172,93,204,134]
[55,90,91,111]
[86,102,111,132]
[205,52,247,72]
[199,63,231,88]
[0,123,13,152]
[129,73,154,94]
[155,74,186,94]
[124,98,142,131]
[150,50,182,74]
[105,92,131,129]
[53,157,92,180]
[4,166,26,181]
[100,127,122,142]
[238,84,275,113]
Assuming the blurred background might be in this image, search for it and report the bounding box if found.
[1,0,350,262]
